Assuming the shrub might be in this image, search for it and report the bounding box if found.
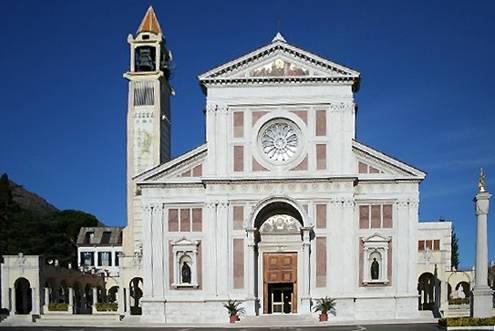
[48,303,68,311]
[313,297,336,314]
[223,299,245,316]
[448,297,470,305]
[438,317,495,327]
[95,303,118,312]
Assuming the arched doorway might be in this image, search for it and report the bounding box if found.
[73,282,82,314]
[14,278,32,314]
[249,198,309,315]
[129,277,143,315]
[418,272,435,310]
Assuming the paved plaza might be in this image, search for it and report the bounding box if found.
[0,324,488,331]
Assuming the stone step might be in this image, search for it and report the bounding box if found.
[238,314,318,326]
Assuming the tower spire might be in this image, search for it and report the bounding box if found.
[137,6,162,34]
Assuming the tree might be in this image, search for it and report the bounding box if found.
[0,173,13,211]
[451,226,460,270]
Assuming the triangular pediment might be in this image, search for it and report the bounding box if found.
[134,144,207,183]
[364,233,390,243]
[353,140,426,180]
[198,37,360,89]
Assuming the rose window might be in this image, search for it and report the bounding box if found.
[259,120,300,163]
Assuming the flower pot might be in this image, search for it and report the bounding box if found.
[229,315,238,323]
[319,313,328,322]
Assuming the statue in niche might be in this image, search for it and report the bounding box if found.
[371,257,379,280]
[181,261,191,284]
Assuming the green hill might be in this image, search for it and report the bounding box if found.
[0,173,101,266]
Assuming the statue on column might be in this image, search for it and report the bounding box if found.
[478,168,486,193]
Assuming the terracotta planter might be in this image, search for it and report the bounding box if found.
[229,315,238,323]
[319,313,328,322]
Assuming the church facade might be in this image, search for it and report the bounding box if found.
[119,7,453,323]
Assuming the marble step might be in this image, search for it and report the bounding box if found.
[238,314,318,326]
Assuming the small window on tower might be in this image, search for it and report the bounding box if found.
[134,81,155,106]
[135,46,156,72]
[142,34,150,40]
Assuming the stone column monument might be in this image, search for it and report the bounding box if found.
[472,169,493,318]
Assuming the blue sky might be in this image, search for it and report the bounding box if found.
[1,0,494,268]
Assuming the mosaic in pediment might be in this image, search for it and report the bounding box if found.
[250,58,309,77]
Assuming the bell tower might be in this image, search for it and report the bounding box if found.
[124,6,172,255]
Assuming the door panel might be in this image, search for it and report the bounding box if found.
[263,253,297,313]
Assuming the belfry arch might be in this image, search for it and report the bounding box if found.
[246,196,312,315]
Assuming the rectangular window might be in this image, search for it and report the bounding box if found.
[316,237,327,287]
[370,205,381,228]
[100,231,112,245]
[233,146,244,172]
[359,204,393,229]
[80,252,94,266]
[233,112,244,138]
[433,240,440,250]
[192,208,202,232]
[316,144,326,170]
[359,205,369,229]
[316,204,327,229]
[84,232,94,244]
[425,240,432,250]
[114,252,120,267]
[133,81,154,106]
[98,252,111,267]
[168,209,179,232]
[315,110,326,136]
[382,205,393,228]
[233,206,244,230]
[418,240,425,251]
[233,239,244,289]
[180,209,191,232]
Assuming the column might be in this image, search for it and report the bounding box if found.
[142,204,153,298]
[245,227,256,315]
[10,288,15,314]
[300,226,312,313]
[125,288,131,316]
[216,200,229,296]
[32,287,40,315]
[204,201,217,296]
[43,287,49,313]
[472,186,493,318]
[151,204,165,298]
[205,104,217,176]
[68,287,74,314]
[92,287,98,314]
[117,285,125,315]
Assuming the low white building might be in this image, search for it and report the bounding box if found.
[77,227,123,288]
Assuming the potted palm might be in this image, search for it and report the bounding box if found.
[313,297,336,322]
[223,299,245,323]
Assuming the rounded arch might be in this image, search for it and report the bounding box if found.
[248,195,307,230]
[418,272,435,311]
[129,277,143,315]
[14,277,32,314]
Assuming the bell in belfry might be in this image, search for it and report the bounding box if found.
[135,46,155,72]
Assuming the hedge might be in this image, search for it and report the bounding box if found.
[438,317,495,327]
[48,303,69,311]
[95,303,118,312]
[448,297,470,305]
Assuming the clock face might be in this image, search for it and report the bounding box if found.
[259,119,300,164]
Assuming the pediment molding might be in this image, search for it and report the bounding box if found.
[199,40,360,89]
[363,233,390,243]
[135,144,207,183]
[353,140,426,180]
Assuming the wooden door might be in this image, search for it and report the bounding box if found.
[263,253,297,313]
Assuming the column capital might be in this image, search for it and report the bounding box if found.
[475,191,491,215]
